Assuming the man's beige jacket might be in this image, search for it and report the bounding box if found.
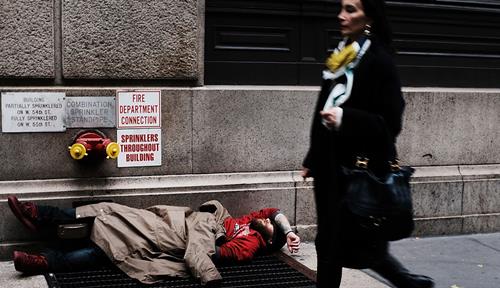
[76,200,229,284]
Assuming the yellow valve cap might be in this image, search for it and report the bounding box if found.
[69,143,87,160]
[106,142,120,159]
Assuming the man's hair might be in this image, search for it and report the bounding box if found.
[250,218,273,242]
[250,218,287,252]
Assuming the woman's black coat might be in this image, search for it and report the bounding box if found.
[303,38,405,268]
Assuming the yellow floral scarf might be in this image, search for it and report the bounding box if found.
[322,37,371,110]
[325,43,358,72]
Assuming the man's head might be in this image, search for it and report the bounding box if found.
[250,218,287,252]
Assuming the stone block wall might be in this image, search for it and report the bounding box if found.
[0,86,499,259]
[398,88,500,166]
[0,87,498,181]
[0,0,54,78]
[0,0,204,84]
[1,0,498,262]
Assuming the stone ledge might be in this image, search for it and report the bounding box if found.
[0,171,297,200]
[2,165,496,198]
[460,164,500,180]
[411,165,463,183]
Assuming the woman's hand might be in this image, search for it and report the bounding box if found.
[320,107,343,129]
[286,232,301,254]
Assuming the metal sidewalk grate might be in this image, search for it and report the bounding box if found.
[44,254,316,288]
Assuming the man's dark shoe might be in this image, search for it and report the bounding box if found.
[7,195,38,232]
[13,251,49,274]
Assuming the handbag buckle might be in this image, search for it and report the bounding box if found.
[389,159,401,172]
[355,157,369,169]
[369,216,387,227]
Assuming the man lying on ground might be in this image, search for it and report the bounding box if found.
[8,196,301,285]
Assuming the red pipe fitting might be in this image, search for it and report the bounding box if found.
[68,130,119,160]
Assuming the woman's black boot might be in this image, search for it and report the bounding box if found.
[371,253,435,288]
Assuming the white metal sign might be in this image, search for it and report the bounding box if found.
[1,92,66,132]
[117,129,162,167]
[65,97,116,128]
[116,90,161,129]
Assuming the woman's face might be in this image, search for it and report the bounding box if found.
[338,0,372,40]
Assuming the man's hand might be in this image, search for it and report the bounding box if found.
[301,167,311,180]
[286,232,301,254]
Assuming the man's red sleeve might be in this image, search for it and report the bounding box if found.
[217,234,262,262]
[237,208,279,223]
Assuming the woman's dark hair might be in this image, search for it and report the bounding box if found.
[360,0,394,51]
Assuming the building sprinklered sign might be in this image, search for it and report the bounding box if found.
[1,92,66,132]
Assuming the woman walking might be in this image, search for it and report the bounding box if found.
[302,0,434,287]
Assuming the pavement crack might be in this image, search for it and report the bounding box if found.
[469,238,500,253]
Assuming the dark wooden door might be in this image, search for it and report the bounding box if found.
[205,0,500,87]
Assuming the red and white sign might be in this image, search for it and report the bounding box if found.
[117,129,162,167]
[116,90,161,129]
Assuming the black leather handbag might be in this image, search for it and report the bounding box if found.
[341,157,415,241]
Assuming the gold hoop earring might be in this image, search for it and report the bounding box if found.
[364,24,372,36]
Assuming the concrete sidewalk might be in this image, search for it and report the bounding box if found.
[284,232,500,288]
[1,232,499,287]
[388,232,500,288]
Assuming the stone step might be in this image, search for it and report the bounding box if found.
[1,164,498,260]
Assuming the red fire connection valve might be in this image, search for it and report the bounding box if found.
[68,130,120,160]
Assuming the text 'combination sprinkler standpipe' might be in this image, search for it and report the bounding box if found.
[68,130,120,161]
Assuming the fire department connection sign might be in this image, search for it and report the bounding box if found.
[117,129,162,167]
[116,91,160,129]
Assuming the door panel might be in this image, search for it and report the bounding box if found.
[205,0,500,87]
